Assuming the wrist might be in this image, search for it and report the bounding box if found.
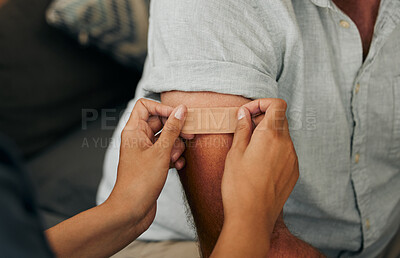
[223,215,273,243]
[221,218,272,257]
[103,193,139,228]
[224,207,276,236]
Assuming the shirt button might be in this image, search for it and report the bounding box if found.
[340,20,350,28]
[366,219,371,230]
[355,83,360,94]
[355,153,360,164]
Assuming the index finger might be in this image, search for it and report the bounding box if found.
[125,98,174,131]
[253,99,288,132]
[242,98,284,127]
[242,98,275,117]
[248,99,289,149]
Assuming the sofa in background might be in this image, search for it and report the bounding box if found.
[0,0,142,228]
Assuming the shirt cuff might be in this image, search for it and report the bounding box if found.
[143,60,278,100]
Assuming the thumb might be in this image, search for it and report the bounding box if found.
[154,105,187,154]
[231,107,252,153]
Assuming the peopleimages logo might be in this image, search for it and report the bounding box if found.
[81,108,126,130]
[182,107,238,134]
[80,106,318,149]
[81,108,318,131]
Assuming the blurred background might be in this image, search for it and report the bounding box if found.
[0,0,149,228]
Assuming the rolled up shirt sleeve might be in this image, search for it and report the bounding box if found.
[142,0,302,100]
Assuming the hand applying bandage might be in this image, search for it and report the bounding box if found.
[44,98,298,258]
[45,99,192,258]
[107,99,192,236]
[211,98,299,258]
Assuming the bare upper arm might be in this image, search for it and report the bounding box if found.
[161,91,250,256]
[161,91,250,174]
[161,91,250,177]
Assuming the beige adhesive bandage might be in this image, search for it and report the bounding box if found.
[182,107,239,134]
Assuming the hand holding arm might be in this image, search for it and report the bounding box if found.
[212,98,324,258]
[45,99,191,258]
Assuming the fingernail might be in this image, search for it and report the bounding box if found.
[174,105,185,120]
[237,107,246,120]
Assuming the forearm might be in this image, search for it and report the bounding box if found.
[45,99,187,258]
[45,201,139,258]
[211,218,272,258]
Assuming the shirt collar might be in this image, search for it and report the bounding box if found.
[309,0,330,8]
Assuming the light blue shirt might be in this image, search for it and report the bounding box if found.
[97,0,400,257]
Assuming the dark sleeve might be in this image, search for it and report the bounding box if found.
[0,135,53,258]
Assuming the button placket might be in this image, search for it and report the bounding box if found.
[332,5,374,248]
[354,153,360,164]
[365,219,371,230]
[352,73,374,246]
[355,83,360,94]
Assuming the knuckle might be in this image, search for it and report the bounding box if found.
[273,98,287,110]
[135,98,145,108]
[120,130,136,147]
[137,119,147,128]
[121,128,132,139]
[137,98,146,105]
[141,137,153,149]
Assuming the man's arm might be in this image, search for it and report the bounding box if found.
[270,215,325,257]
[162,91,324,257]
[162,91,249,257]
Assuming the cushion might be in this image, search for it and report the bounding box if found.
[46,0,150,70]
[0,0,139,157]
